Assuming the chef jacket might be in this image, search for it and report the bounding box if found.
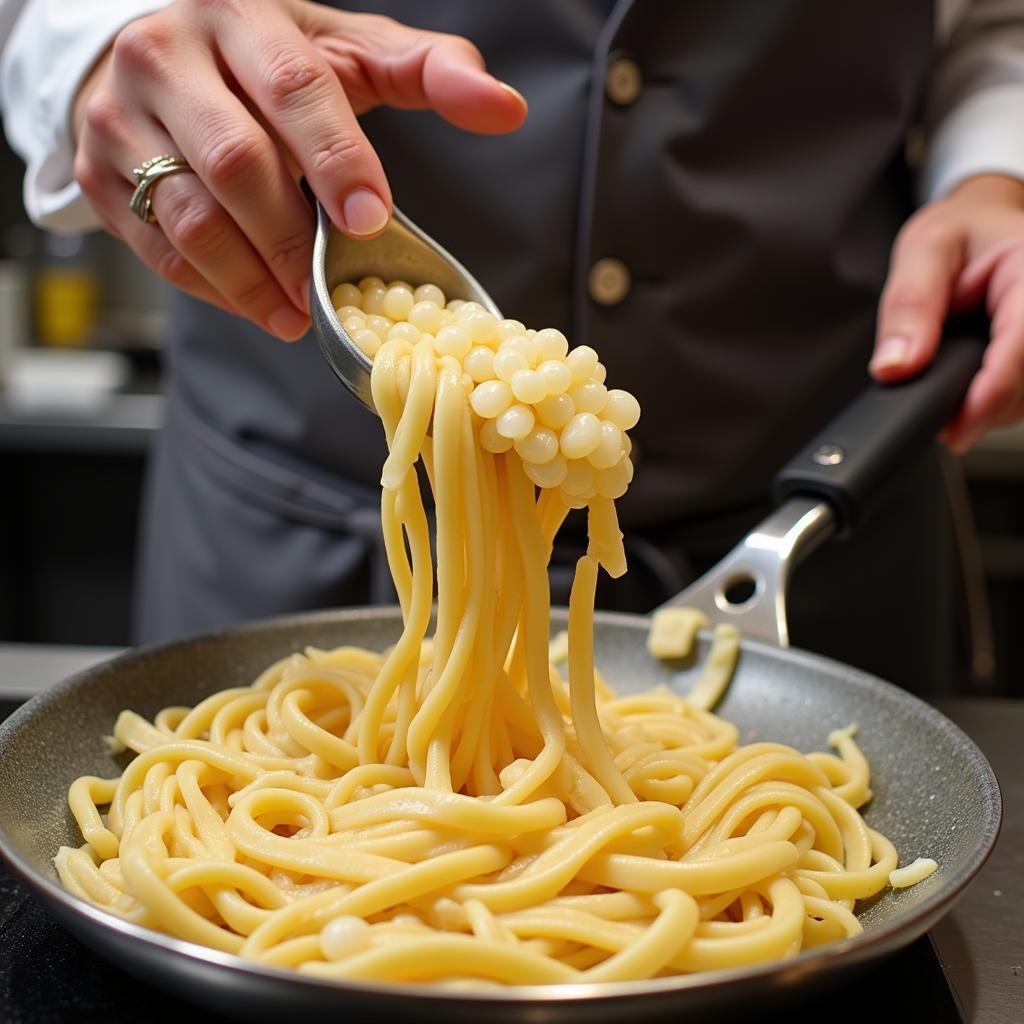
[2,0,1007,692]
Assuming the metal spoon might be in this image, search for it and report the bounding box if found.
[310,200,502,411]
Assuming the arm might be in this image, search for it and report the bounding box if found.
[5,0,526,339]
[871,0,1024,451]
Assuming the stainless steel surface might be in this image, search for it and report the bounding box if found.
[930,698,1023,1024]
[0,643,123,700]
[311,203,502,411]
[659,497,837,646]
[0,608,1000,1022]
[0,393,162,454]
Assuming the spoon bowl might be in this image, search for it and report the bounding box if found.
[311,201,502,411]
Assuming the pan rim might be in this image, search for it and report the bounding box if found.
[0,605,1003,1005]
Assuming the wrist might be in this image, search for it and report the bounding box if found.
[948,173,1024,209]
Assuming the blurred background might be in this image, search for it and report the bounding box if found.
[0,135,1021,696]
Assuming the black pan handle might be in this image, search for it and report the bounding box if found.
[773,315,987,534]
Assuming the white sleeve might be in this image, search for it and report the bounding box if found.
[923,0,1024,201]
[0,0,172,233]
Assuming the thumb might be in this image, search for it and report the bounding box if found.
[871,219,965,382]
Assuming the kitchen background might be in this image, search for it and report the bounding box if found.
[1,138,1021,697]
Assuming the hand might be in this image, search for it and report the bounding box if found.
[871,173,1024,453]
[72,0,527,340]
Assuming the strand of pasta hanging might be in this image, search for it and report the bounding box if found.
[55,279,935,987]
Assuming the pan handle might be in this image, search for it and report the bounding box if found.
[662,315,987,647]
[773,315,987,535]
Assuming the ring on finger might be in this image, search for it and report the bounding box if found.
[129,155,193,225]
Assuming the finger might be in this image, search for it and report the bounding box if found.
[340,30,527,133]
[872,218,966,382]
[421,37,526,132]
[150,170,310,339]
[144,56,315,314]
[76,77,307,339]
[77,154,236,315]
[944,275,1024,453]
[215,4,391,239]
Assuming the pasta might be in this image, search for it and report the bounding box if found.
[56,281,921,986]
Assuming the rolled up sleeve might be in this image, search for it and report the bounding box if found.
[0,0,171,232]
[923,0,1024,201]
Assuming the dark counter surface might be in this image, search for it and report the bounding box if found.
[0,649,1020,1022]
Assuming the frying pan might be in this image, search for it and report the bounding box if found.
[0,323,1002,1022]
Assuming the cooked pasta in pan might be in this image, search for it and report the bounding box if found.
[56,281,925,986]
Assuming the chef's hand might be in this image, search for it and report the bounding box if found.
[872,173,1024,453]
[71,0,526,340]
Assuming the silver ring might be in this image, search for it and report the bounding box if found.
[129,154,192,225]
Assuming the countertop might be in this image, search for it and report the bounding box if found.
[0,646,1020,1023]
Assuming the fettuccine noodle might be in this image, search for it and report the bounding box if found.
[56,282,915,986]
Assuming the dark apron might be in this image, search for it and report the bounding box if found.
[137,1,965,692]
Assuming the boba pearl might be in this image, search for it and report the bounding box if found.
[510,369,547,405]
[362,286,387,316]
[463,311,499,346]
[565,345,599,383]
[603,389,641,430]
[593,362,607,384]
[560,412,602,459]
[342,315,365,335]
[523,453,568,488]
[408,301,444,333]
[383,285,415,321]
[596,456,633,499]
[501,334,539,366]
[480,417,513,453]
[493,348,529,382]
[569,381,608,414]
[496,318,527,343]
[364,315,392,340]
[447,299,466,313]
[588,421,624,470]
[496,404,535,440]
[536,360,572,396]
[470,380,513,419]
[358,275,385,291]
[351,328,382,358]
[414,283,446,307]
[320,916,371,960]
[462,347,494,384]
[331,282,362,309]
[535,328,569,362]
[387,322,421,343]
[514,426,559,464]
[435,325,472,360]
[535,393,575,430]
[335,304,364,322]
[561,459,595,496]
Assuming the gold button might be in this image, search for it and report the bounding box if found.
[588,258,631,305]
[605,56,642,106]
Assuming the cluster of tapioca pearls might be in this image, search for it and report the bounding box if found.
[331,278,640,505]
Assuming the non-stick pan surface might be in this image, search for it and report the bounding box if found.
[0,607,1001,1022]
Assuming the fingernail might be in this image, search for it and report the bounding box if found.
[268,305,309,341]
[341,188,389,237]
[951,428,983,456]
[499,81,527,107]
[298,276,311,316]
[870,336,910,373]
